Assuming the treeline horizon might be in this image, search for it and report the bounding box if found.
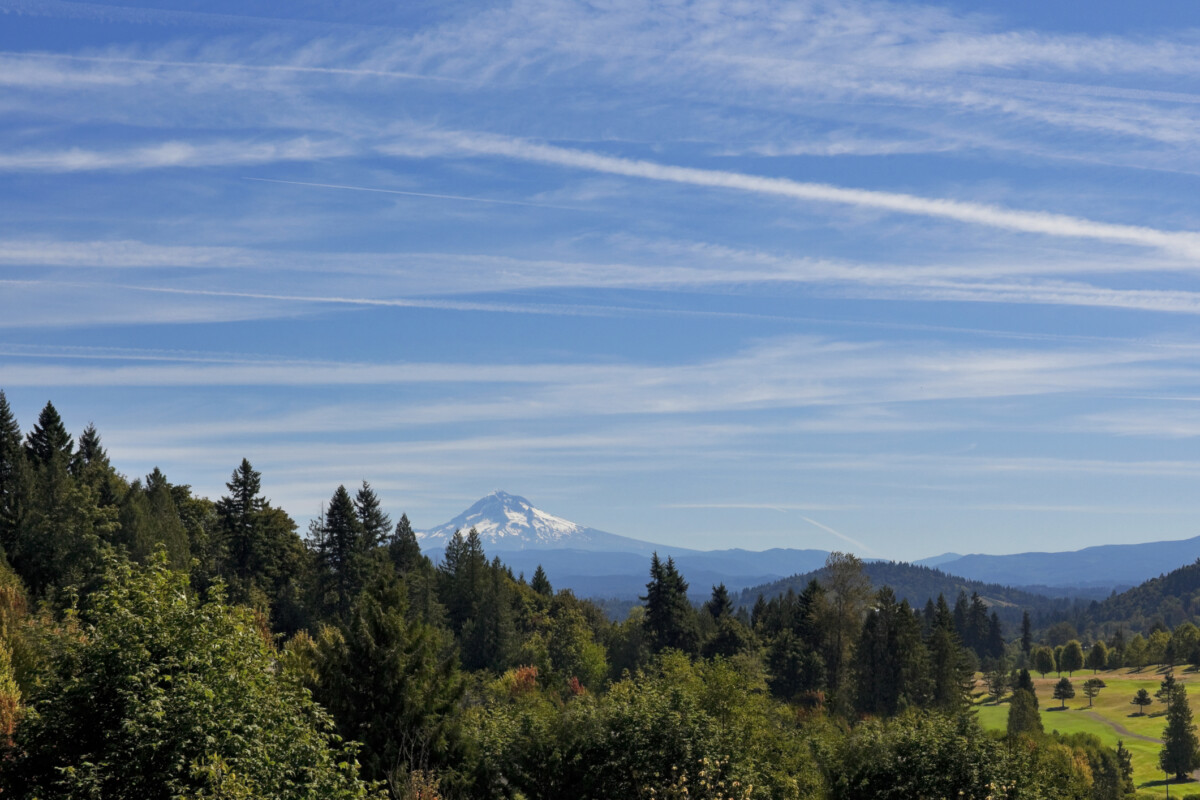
[0,393,1180,799]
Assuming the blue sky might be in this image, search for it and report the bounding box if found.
[3,0,1200,560]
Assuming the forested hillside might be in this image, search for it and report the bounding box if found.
[0,394,1157,798]
[738,560,1088,630]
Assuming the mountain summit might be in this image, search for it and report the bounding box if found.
[417,491,664,554]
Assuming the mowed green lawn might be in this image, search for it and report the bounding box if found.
[975,668,1200,799]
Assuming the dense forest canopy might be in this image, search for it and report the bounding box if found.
[0,394,1191,798]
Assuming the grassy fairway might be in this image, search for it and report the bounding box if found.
[975,667,1200,799]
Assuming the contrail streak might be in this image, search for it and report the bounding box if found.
[242,177,581,210]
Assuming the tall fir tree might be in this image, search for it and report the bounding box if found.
[1160,683,1200,780]
[215,458,265,588]
[1020,610,1033,656]
[315,485,368,618]
[0,392,25,557]
[641,553,699,654]
[354,481,391,550]
[705,583,733,620]
[855,587,930,716]
[22,402,73,468]
[530,564,553,597]
[387,513,423,574]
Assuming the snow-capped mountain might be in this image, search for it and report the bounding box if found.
[416,491,664,554]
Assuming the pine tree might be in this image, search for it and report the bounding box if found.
[1087,641,1108,673]
[530,564,553,597]
[354,481,390,550]
[1132,688,1153,715]
[316,485,368,618]
[1160,683,1200,780]
[1007,688,1043,738]
[1015,668,1037,707]
[215,459,265,587]
[1021,611,1033,656]
[705,583,733,620]
[387,513,423,574]
[986,612,1004,660]
[1083,677,1105,708]
[1053,676,1075,709]
[310,576,464,788]
[855,587,930,715]
[641,553,699,654]
[22,402,73,467]
[70,423,109,476]
[0,392,26,556]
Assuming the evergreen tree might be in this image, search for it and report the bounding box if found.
[1014,668,1037,707]
[1160,683,1200,780]
[1132,688,1153,715]
[214,458,264,588]
[0,391,26,556]
[823,551,871,712]
[387,513,423,574]
[641,553,699,654]
[1087,640,1109,673]
[1007,688,1043,737]
[315,485,368,618]
[459,558,517,671]
[1158,670,1180,712]
[985,612,1004,660]
[530,564,553,597]
[855,588,930,715]
[22,401,72,468]
[310,576,464,791]
[1082,677,1105,708]
[1053,676,1075,709]
[1020,610,1033,656]
[353,480,391,550]
[69,422,109,477]
[705,583,733,620]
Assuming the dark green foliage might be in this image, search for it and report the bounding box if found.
[354,481,391,551]
[1007,688,1043,737]
[1054,676,1075,709]
[530,564,552,597]
[641,553,699,655]
[2,554,374,799]
[1132,689,1152,714]
[1082,677,1105,707]
[702,614,753,660]
[0,391,26,556]
[315,485,369,618]
[705,582,733,620]
[1060,640,1085,676]
[22,401,73,468]
[310,576,464,793]
[855,588,929,716]
[1087,640,1108,673]
[1034,645,1056,677]
[213,460,309,627]
[386,513,422,574]
[1160,683,1200,780]
[1021,610,1033,655]
[1015,668,1037,705]
[825,712,1027,800]
[739,560,1079,631]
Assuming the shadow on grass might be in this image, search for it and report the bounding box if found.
[1046,706,1071,712]
[1140,776,1197,789]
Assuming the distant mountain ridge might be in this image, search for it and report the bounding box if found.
[918,535,1200,589]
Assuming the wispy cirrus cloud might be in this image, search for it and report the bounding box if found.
[0,137,350,172]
